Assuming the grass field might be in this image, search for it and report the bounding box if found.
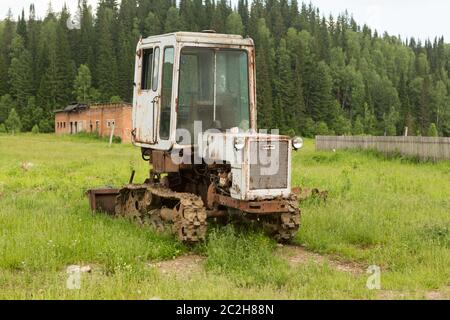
[0,133,449,299]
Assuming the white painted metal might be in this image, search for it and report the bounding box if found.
[133,35,175,150]
[201,132,292,200]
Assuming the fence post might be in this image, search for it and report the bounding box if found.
[109,124,115,147]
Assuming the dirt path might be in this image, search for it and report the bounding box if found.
[148,254,205,278]
[147,248,448,299]
[377,287,450,300]
[148,245,365,278]
[276,244,365,275]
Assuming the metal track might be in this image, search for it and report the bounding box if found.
[113,183,299,243]
[260,195,300,243]
[115,184,207,243]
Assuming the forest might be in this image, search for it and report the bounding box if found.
[0,0,449,137]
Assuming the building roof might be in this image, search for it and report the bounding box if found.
[54,103,131,114]
[54,103,88,113]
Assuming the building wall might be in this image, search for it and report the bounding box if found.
[55,103,133,143]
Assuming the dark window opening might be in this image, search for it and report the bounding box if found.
[141,49,154,90]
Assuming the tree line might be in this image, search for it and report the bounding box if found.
[0,0,449,137]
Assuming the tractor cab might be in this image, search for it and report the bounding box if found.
[132,32,257,150]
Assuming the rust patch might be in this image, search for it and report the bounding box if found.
[214,193,290,214]
[151,150,179,173]
[206,183,215,209]
[87,188,120,214]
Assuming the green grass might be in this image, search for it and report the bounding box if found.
[0,133,449,299]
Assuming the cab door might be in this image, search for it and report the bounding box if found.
[132,44,161,145]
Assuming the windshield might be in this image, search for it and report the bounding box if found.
[177,48,250,143]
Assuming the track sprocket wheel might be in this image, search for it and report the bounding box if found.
[115,186,149,223]
[142,208,165,232]
[261,196,301,243]
[172,196,207,243]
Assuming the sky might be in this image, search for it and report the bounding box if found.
[1,0,449,42]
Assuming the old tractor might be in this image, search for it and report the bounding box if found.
[88,32,304,243]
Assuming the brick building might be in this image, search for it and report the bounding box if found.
[54,103,133,143]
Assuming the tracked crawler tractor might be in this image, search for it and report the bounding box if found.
[88,32,304,243]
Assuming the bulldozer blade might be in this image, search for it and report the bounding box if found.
[87,187,119,215]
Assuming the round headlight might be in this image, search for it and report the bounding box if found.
[234,137,245,150]
[292,137,304,150]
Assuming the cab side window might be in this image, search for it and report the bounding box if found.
[159,47,174,140]
[141,49,153,90]
[152,47,160,91]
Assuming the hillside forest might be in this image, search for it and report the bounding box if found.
[0,0,449,137]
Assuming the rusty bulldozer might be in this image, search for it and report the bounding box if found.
[88,32,311,243]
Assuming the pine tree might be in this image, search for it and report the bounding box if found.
[238,0,249,34]
[289,0,300,30]
[273,38,295,132]
[212,0,231,33]
[363,103,377,135]
[0,94,15,124]
[430,80,447,131]
[74,64,94,103]
[225,12,244,35]
[427,123,438,137]
[78,0,96,72]
[383,107,400,136]
[417,76,431,133]
[96,2,120,101]
[5,108,22,134]
[31,124,40,134]
[248,0,264,39]
[0,10,15,95]
[305,61,333,124]
[21,96,38,131]
[37,16,60,112]
[164,7,182,32]
[16,9,27,45]
[144,11,162,36]
[117,0,140,102]
[269,1,285,41]
[254,18,274,129]
[285,28,306,133]
[353,116,364,135]
[55,6,76,107]
[180,0,200,31]
[27,4,41,94]
[8,36,34,112]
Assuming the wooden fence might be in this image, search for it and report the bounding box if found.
[315,136,450,161]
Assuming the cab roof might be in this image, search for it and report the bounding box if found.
[141,31,254,47]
